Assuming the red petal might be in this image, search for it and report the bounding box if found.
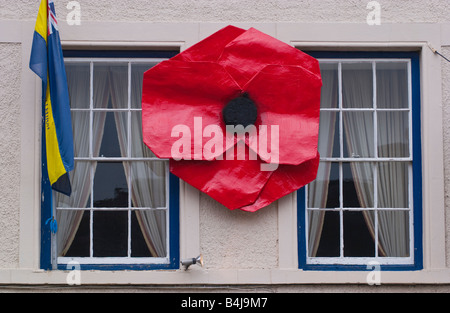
[173,25,246,62]
[244,65,322,166]
[142,60,241,160]
[218,27,321,88]
[239,153,320,212]
[170,151,274,211]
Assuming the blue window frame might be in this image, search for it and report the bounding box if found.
[298,51,423,271]
[41,50,180,271]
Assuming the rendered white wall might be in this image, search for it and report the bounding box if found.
[0,43,21,269]
[0,0,449,24]
[441,47,450,268]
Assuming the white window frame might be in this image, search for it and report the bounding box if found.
[304,58,416,267]
[56,57,172,267]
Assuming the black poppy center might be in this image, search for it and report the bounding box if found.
[222,93,257,128]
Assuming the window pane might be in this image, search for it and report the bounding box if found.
[131,63,158,109]
[343,111,374,158]
[342,63,373,108]
[309,162,336,208]
[318,111,339,158]
[60,210,90,257]
[130,111,156,158]
[93,162,128,208]
[55,161,92,209]
[319,63,338,109]
[95,112,127,158]
[378,210,410,257]
[131,211,151,257]
[377,162,409,208]
[309,210,340,257]
[343,162,374,208]
[130,161,167,208]
[71,111,89,158]
[66,63,90,109]
[131,210,167,257]
[309,162,329,208]
[343,211,375,257]
[93,211,128,257]
[94,63,128,109]
[378,111,409,158]
[377,62,409,109]
[309,162,339,209]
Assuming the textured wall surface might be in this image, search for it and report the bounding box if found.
[0,0,449,24]
[200,193,278,269]
[0,43,21,268]
[442,47,450,268]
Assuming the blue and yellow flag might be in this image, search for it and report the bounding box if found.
[30,0,74,196]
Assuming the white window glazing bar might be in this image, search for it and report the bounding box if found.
[305,179,311,257]
[372,62,379,258]
[306,207,411,212]
[58,257,170,265]
[338,62,343,160]
[89,61,94,159]
[89,209,93,258]
[56,207,168,211]
[407,60,414,259]
[338,61,344,258]
[89,61,94,259]
[374,162,379,258]
[307,256,414,266]
[408,60,413,159]
[127,62,132,258]
[74,157,167,162]
[320,157,412,162]
[373,62,378,159]
[70,108,142,112]
[317,58,411,64]
[339,208,344,258]
[127,62,132,158]
[127,209,132,258]
[165,162,171,258]
[374,209,380,258]
[320,108,411,112]
[408,163,414,259]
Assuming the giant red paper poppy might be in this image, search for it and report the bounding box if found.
[142,25,322,212]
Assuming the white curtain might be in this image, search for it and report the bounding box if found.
[56,65,109,256]
[307,66,338,257]
[374,67,410,257]
[109,65,167,257]
[342,66,375,209]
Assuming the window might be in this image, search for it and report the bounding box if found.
[298,52,422,270]
[41,51,180,270]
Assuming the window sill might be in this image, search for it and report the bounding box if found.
[1,268,449,286]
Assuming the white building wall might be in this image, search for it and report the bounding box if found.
[0,0,450,290]
[441,46,450,268]
[0,43,21,269]
[1,0,449,24]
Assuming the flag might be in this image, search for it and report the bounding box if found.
[30,0,74,196]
